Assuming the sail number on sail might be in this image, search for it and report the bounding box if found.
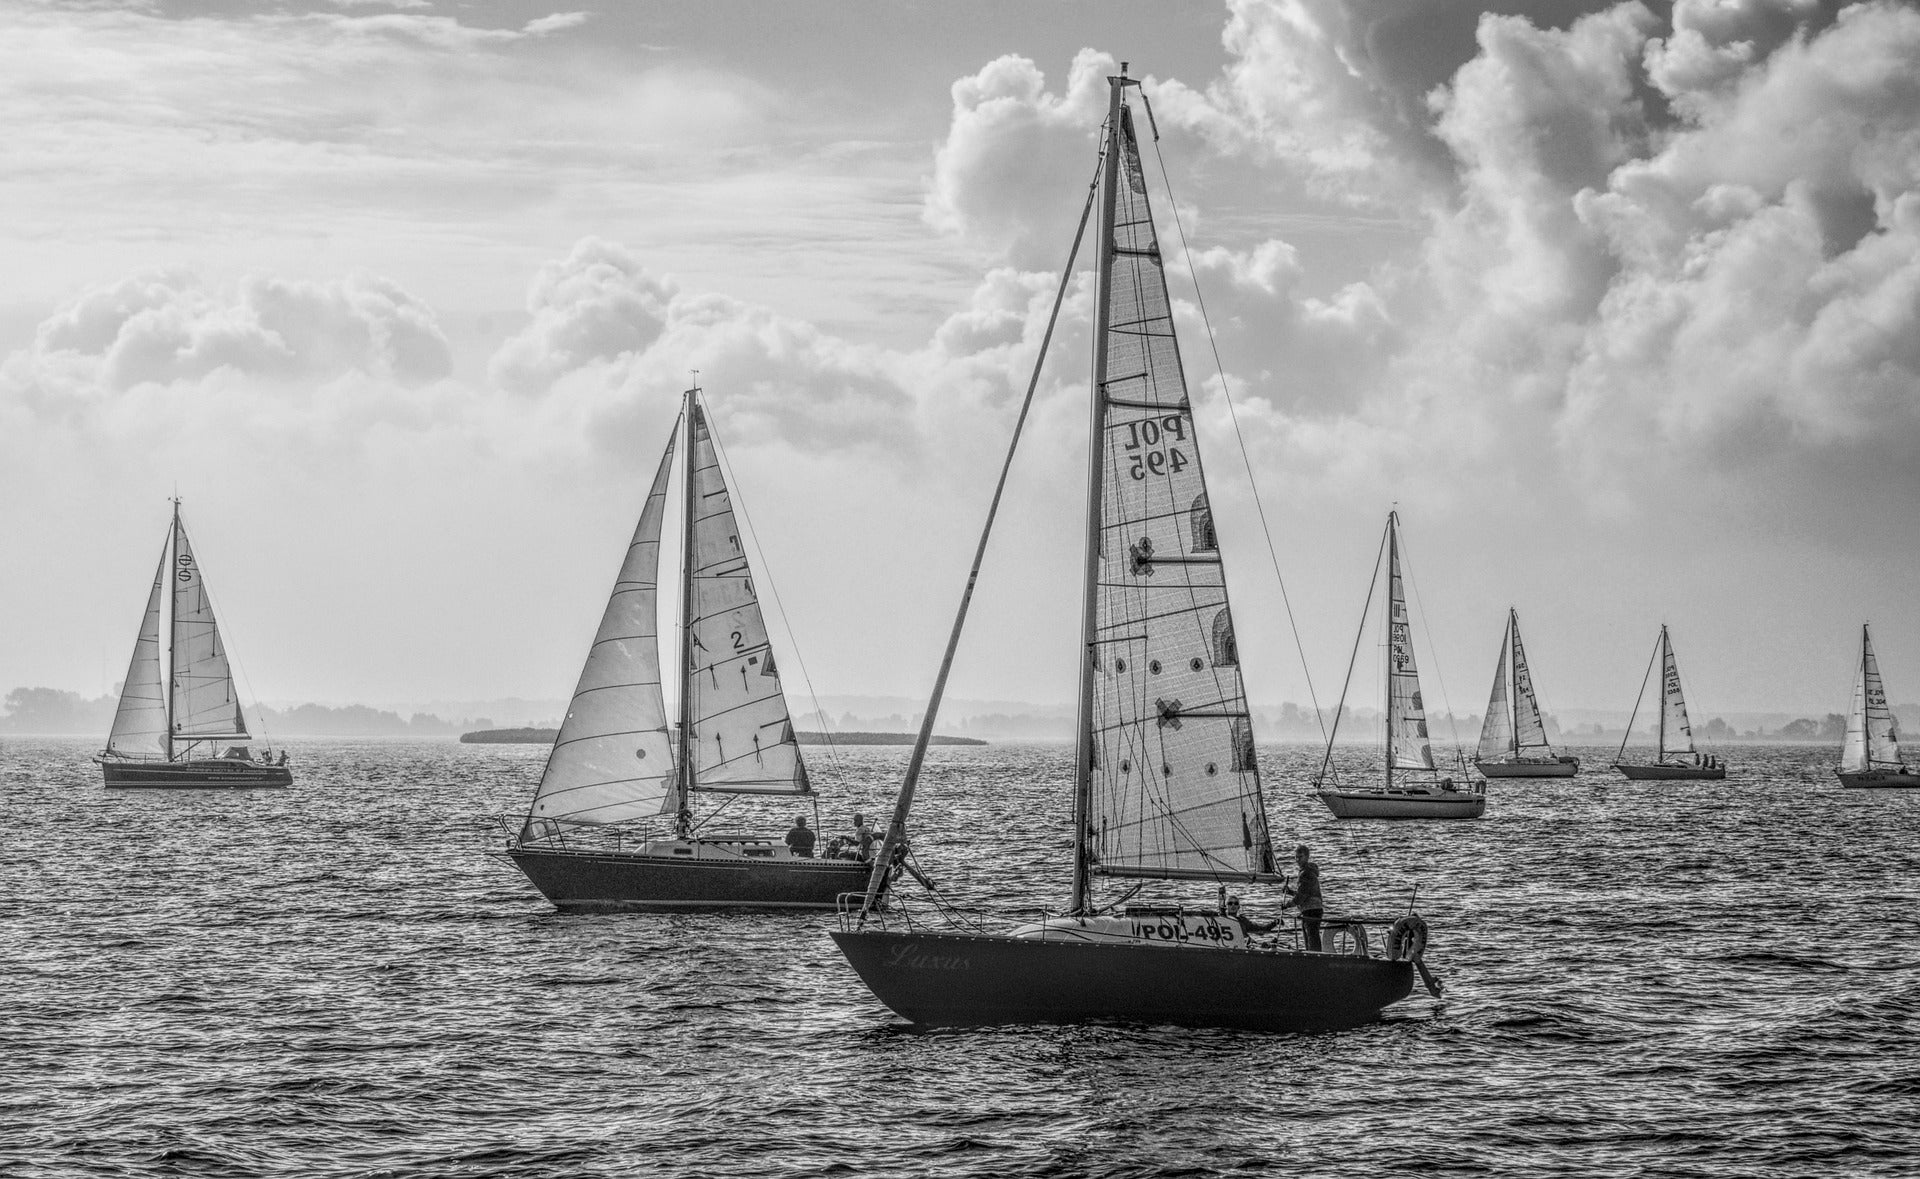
[1120,415,1190,480]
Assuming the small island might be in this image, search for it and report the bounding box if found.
[460,727,984,746]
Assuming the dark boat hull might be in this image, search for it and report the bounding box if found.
[100,759,292,788]
[1317,789,1486,819]
[1475,757,1579,778]
[508,846,871,911]
[830,929,1415,1032]
[1836,768,1920,789]
[1614,763,1726,781]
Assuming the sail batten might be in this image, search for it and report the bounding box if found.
[106,539,171,759]
[525,427,680,833]
[1085,101,1275,884]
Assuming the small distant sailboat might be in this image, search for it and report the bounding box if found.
[1612,625,1727,780]
[832,65,1430,1032]
[1314,513,1487,819]
[503,386,870,910]
[1836,624,1917,789]
[1473,608,1579,778]
[96,501,291,788]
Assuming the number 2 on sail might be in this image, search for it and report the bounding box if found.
[1121,415,1188,480]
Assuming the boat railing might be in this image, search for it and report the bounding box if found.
[492,814,678,854]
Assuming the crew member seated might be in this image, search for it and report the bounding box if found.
[784,814,816,858]
[847,813,876,862]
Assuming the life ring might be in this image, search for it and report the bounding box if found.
[1387,914,1428,962]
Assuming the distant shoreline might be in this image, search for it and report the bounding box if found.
[457,728,987,746]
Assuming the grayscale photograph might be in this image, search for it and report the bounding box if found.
[3,1,1916,1175]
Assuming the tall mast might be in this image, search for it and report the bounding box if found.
[1656,625,1668,760]
[1070,65,1130,916]
[1385,512,1398,795]
[674,386,698,838]
[1508,608,1520,756]
[164,498,178,764]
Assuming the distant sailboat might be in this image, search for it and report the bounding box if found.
[1473,608,1579,778]
[1612,625,1727,780]
[96,502,291,788]
[504,387,870,910]
[832,66,1431,1032]
[1836,624,1917,789]
[1314,513,1487,818]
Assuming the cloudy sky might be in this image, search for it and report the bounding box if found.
[4,0,1917,723]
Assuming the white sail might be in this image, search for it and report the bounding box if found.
[1846,626,1904,771]
[683,402,810,795]
[1509,613,1551,752]
[106,540,170,759]
[1658,628,1694,758]
[1086,102,1276,882]
[169,517,248,742]
[1476,630,1514,760]
[1386,518,1435,771]
[524,429,680,833]
[1841,644,1869,773]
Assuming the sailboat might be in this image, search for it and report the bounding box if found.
[1612,625,1727,780]
[503,387,871,910]
[1836,624,1917,789]
[1473,608,1579,778]
[1313,513,1487,819]
[831,66,1431,1032]
[96,502,291,788]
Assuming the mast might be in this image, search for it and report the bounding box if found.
[1507,609,1519,756]
[1385,512,1398,794]
[164,498,178,764]
[674,386,698,838]
[1656,625,1668,761]
[1070,65,1130,916]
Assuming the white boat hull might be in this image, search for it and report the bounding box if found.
[1317,787,1486,819]
[1474,757,1579,778]
[1835,767,1920,789]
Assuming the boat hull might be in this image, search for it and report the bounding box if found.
[99,759,292,788]
[830,929,1415,1032]
[1316,789,1486,819]
[1613,763,1726,781]
[1835,768,1920,789]
[508,845,871,911]
[1474,757,1579,778]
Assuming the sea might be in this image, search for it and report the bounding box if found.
[5,737,1916,1178]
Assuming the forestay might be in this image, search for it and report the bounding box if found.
[1659,629,1694,758]
[1509,615,1550,752]
[1477,631,1514,760]
[684,403,810,795]
[524,429,680,835]
[1386,518,1435,771]
[106,541,170,759]
[170,518,247,741]
[1086,103,1275,882]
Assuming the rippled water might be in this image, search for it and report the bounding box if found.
[6,737,1917,1177]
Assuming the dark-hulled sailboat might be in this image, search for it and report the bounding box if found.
[1474,608,1579,778]
[831,66,1432,1032]
[1613,625,1727,780]
[1836,624,1917,789]
[96,501,291,788]
[504,387,869,910]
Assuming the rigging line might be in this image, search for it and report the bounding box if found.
[700,405,839,772]
[1316,521,1389,786]
[1394,523,1466,755]
[1616,633,1659,763]
[860,142,1107,922]
[1145,128,1327,743]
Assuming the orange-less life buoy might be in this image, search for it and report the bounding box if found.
[1387,914,1428,962]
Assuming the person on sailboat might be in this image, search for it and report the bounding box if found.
[848,813,875,862]
[1225,895,1279,939]
[784,815,816,858]
[1281,845,1325,951]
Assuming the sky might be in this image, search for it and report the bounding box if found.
[2,0,1917,722]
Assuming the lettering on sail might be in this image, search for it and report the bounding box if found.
[1120,415,1190,480]
[883,942,972,971]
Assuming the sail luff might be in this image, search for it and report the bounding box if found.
[1861,625,1903,768]
[522,420,680,836]
[1385,514,1434,771]
[106,537,171,759]
[1509,610,1551,753]
[1476,627,1513,761]
[1658,627,1695,758]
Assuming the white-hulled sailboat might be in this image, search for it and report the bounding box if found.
[1474,608,1579,778]
[502,387,870,910]
[1612,625,1727,780]
[1313,513,1486,819]
[831,66,1434,1032]
[1836,624,1917,789]
[96,502,291,788]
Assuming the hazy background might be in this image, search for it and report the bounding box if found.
[3,0,1917,731]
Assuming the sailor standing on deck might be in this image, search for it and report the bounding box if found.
[1282,844,1325,951]
[784,814,816,858]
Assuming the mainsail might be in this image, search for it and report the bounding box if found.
[1085,102,1275,882]
[170,516,247,742]
[1842,626,1903,773]
[1476,630,1514,760]
[106,540,171,759]
[683,402,809,796]
[1509,612,1551,752]
[524,428,681,834]
[1658,627,1694,758]
[1386,516,1435,772]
